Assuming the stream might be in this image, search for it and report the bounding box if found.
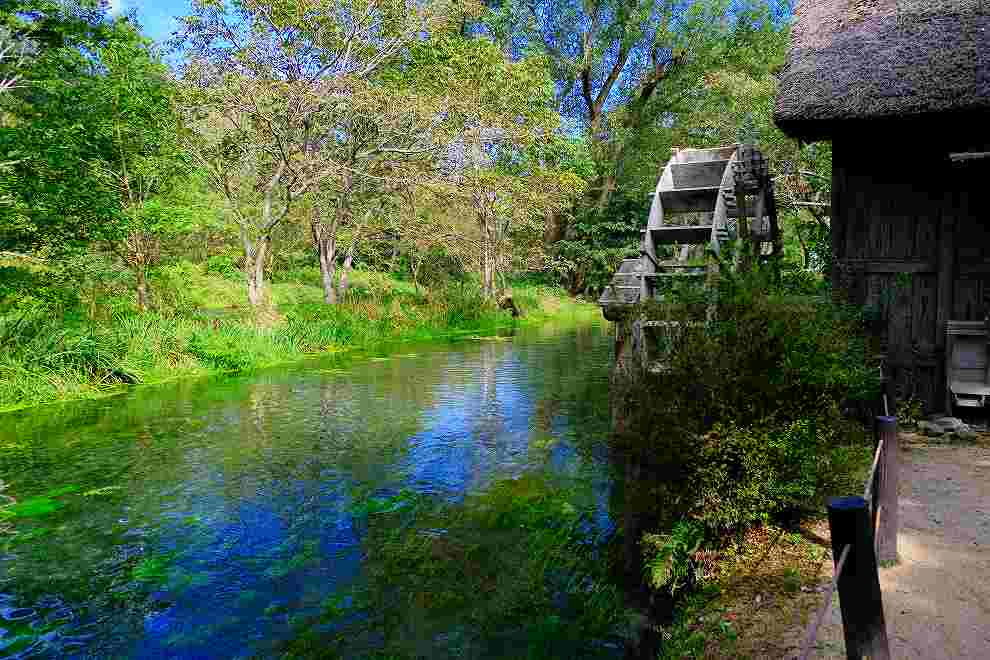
[0,321,627,659]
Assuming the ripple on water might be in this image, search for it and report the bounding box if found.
[0,609,34,623]
[0,323,617,659]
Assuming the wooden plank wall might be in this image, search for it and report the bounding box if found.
[832,140,990,412]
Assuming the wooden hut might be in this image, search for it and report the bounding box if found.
[774,0,990,414]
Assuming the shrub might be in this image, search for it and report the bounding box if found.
[644,520,706,595]
[436,281,497,328]
[204,254,240,279]
[148,261,205,315]
[691,412,872,533]
[186,326,261,372]
[613,264,879,537]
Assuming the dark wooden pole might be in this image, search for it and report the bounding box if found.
[936,207,956,413]
[827,496,891,660]
[875,416,900,564]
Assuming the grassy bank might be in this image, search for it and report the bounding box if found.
[0,263,599,413]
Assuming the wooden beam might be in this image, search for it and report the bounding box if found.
[671,160,729,189]
[957,263,990,275]
[937,203,957,413]
[949,152,990,162]
[837,259,936,274]
[659,187,720,214]
[830,144,847,303]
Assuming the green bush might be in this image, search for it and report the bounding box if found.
[614,265,879,536]
[186,327,260,372]
[436,281,496,327]
[204,254,240,278]
[779,267,826,297]
[644,520,706,595]
[148,261,205,315]
[691,412,872,533]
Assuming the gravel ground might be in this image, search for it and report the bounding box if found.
[806,437,990,659]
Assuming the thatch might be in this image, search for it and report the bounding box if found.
[774,0,990,141]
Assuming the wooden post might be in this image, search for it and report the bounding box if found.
[937,208,956,413]
[827,496,891,660]
[829,140,847,303]
[766,184,782,286]
[875,416,899,564]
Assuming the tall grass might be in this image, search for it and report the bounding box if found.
[0,263,592,411]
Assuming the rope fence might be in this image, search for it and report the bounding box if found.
[798,542,850,660]
[796,411,899,659]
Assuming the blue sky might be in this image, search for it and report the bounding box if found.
[110,0,191,45]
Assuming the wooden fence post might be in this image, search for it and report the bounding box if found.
[875,416,899,564]
[827,496,891,660]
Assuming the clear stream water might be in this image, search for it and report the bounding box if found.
[0,321,622,659]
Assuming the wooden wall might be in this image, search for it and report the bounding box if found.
[832,138,990,412]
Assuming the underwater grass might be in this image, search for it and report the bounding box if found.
[279,475,631,660]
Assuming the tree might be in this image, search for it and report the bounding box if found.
[94,36,188,311]
[0,28,35,95]
[486,0,790,220]
[407,33,584,298]
[0,2,138,255]
[178,0,455,308]
[309,80,453,304]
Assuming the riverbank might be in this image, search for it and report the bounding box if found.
[0,264,601,413]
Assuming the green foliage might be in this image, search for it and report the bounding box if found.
[282,475,629,658]
[552,188,650,295]
[0,3,154,253]
[437,281,495,327]
[644,520,705,595]
[204,254,241,278]
[896,397,924,429]
[615,266,879,537]
[0,267,582,410]
[692,414,872,532]
[655,584,728,660]
[186,326,266,373]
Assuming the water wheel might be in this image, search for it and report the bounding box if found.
[599,143,780,318]
[599,144,780,378]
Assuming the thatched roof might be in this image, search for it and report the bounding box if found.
[774,0,990,141]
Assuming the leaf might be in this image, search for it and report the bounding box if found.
[44,485,80,498]
[83,486,123,497]
[4,496,61,518]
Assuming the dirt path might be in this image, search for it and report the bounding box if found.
[805,437,990,659]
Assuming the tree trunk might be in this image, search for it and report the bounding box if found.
[126,231,158,313]
[314,170,353,305]
[795,223,810,269]
[337,240,356,300]
[135,268,148,312]
[480,216,497,299]
[312,206,338,305]
[317,235,337,305]
[246,236,269,308]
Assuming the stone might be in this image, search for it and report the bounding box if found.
[955,429,978,442]
[919,421,945,437]
[930,416,966,432]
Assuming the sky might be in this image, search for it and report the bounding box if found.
[109,0,191,46]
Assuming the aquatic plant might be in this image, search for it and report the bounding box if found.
[281,475,630,659]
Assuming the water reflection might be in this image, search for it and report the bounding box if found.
[0,322,617,658]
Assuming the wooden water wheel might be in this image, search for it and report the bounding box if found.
[599,144,780,378]
[599,143,780,318]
